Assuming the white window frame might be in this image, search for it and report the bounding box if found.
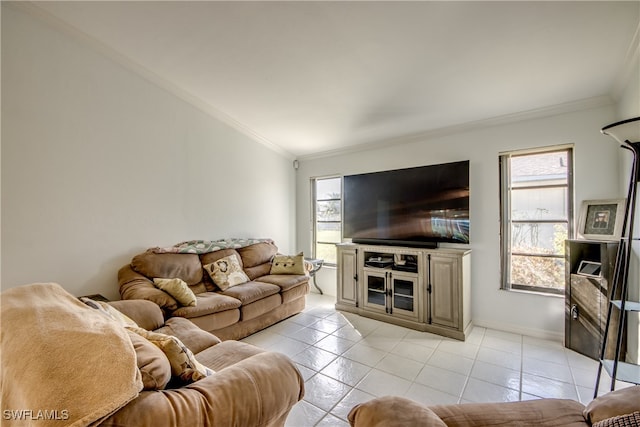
[312,176,342,266]
[500,145,574,295]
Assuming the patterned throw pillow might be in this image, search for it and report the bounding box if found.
[593,412,640,427]
[128,327,214,383]
[153,278,197,307]
[270,253,305,275]
[203,255,250,291]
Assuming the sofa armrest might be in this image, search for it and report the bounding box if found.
[118,265,179,313]
[155,317,221,354]
[99,351,304,427]
[108,299,166,331]
[349,396,447,427]
[429,399,586,427]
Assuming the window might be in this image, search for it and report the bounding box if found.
[500,147,573,294]
[313,176,342,265]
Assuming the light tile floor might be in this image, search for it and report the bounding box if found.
[240,293,632,427]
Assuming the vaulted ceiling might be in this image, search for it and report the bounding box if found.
[32,1,640,157]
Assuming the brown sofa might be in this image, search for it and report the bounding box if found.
[348,386,640,427]
[1,283,304,427]
[118,240,310,340]
[103,299,305,426]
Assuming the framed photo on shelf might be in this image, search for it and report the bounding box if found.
[577,199,625,241]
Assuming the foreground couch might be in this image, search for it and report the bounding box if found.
[119,239,310,340]
[2,283,304,427]
[348,386,640,427]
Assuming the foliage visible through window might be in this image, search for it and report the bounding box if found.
[500,148,572,294]
[313,177,341,265]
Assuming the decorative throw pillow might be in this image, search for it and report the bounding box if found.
[203,255,250,291]
[593,412,640,427]
[153,278,197,307]
[270,253,305,275]
[126,329,172,390]
[128,326,214,383]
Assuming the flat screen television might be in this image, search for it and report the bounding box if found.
[343,160,470,247]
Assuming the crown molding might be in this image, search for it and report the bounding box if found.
[297,95,614,162]
[9,1,295,160]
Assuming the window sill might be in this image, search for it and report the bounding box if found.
[500,288,564,299]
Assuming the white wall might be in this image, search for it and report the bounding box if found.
[297,105,621,340]
[615,52,640,123]
[1,5,296,299]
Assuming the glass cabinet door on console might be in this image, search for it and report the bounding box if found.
[391,272,419,320]
[363,269,387,314]
[362,268,419,321]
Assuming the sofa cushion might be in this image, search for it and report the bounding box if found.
[244,263,272,281]
[430,399,587,426]
[584,386,640,424]
[129,327,214,383]
[281,282,310,303]
[188,309,241,333]
[194,340,266,371]
[241,294,282,321]
[155,317,221,355]
[257,274,309,292]
[199,248,243,268]
[270,253,306,275]
[126,329,171,390]
[132,252,203,286]
[203,254,250,291]
[237,241,278,268]
[153,278,197,307]
[109,299,166,331]
[221,281,281,305]
[172,292,241,319]
[189,282,208,295]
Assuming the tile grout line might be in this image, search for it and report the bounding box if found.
[519,335,524,402]
[458,327,487,404]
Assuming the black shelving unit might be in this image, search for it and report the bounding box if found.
[565,239,619,360]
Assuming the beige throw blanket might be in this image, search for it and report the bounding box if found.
[1,283,142,426]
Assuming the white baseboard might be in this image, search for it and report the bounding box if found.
[473,318,565,343]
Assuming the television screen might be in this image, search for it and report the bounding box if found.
[343,161,470,246]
